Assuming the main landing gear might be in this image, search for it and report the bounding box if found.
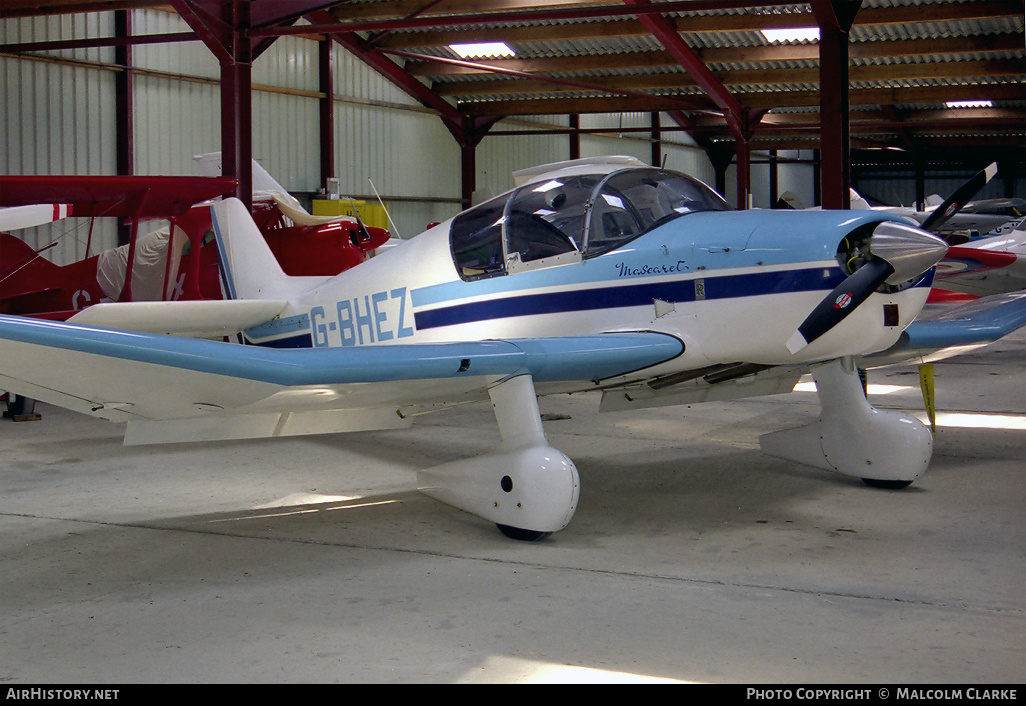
[417,374,580,541]
[760,356,933,487]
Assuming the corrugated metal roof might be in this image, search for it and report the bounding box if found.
[3,0,1022,156]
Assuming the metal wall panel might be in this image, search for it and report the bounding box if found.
[254,36,318,93]
[333,100,462,237]
[775,150,818,209]
[332,43,426,108]
[1,16,119,264]
[131,10,217,79]
[662,143,718,189]
[477,118,571,200]
[1,12,114,64]
[252,90,321,194]
[579,112,652,168]
[580,133,649,164]
[132,74,221,178]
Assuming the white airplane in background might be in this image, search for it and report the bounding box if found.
[780,163,1022,242]
[2,156,1025,541]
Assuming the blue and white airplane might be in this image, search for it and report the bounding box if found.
[1,156,1023,540]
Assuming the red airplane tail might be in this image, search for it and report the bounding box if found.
[0,233,104,317]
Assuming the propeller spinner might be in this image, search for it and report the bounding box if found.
[786,220,948,354]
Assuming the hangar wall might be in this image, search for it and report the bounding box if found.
[3,8,718,266]
[1,13,118,265]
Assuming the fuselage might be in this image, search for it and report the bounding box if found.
[243,164,935,378]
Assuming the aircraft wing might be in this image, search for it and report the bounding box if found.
[0,314,682,444]
[0,203,73,231]
[864,290,1026,366]
[0,175,238,219]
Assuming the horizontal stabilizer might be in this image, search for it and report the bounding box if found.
[67,299,288,337]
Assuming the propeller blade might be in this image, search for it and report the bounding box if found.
[786,257,894,354]
[919,162,998,234]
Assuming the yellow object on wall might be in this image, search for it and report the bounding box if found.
[312,199,390,230]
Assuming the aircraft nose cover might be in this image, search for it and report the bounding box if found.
[786,218,947,355]
[869,221,949,284]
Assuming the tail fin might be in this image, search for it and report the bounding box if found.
[210,198,290,300]
[0,233,68,300]
[194,152,306,213]
[849,188,872,210]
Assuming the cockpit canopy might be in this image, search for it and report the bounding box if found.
[450,167,730,281]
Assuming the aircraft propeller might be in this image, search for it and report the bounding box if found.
[787,220,948,354]
[919,162,998,238]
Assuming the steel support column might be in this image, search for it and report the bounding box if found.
[459,117,503,207]
[735,134,751,209]
[569,114,580,160]
[651,112,662,167]
[319,38,335,190]
[220,1,253,211]
[461,136,476,209]
[114,10,133,246]
[813,1,862,209]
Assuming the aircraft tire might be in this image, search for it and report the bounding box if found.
[496,524,551,541]
[862,478,913,490]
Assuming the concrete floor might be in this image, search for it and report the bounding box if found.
[1,331,1024,684]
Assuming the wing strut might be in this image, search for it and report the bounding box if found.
[118,187,151,303]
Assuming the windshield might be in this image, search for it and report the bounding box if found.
[504,174,601,262]
[584,169,731,255]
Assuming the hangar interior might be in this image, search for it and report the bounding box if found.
[1,0,1025,684]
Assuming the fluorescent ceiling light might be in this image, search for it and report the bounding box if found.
[945,100,994,109]
[450,42,515,58]
[760,27,820,43]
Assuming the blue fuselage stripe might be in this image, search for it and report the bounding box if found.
[413,266,850,330]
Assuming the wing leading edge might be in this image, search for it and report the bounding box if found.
[865,291,1026,365]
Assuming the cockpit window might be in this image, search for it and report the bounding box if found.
[450,194,506,281]
[504,175,599,264]
[584,169,730,255]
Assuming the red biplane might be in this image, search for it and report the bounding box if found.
[0,174,390,321]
